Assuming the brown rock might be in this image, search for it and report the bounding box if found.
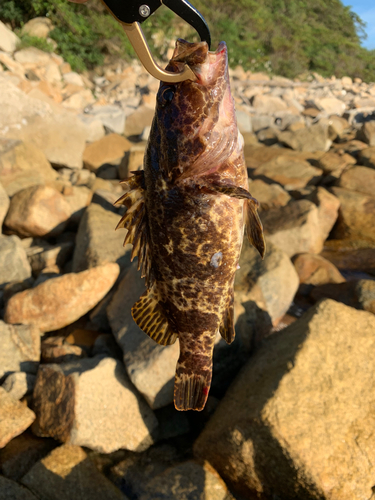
[356,120,375,146]
[194,300,375,500]
[2,372,36,400]
[83,133,131,172]
[337,165,375,196]
[63,185,92,224]
[306,186,340,241]
[0,235,32,287]
[0,476,38,500]
[41,336,86,364]
[330,187,375,242]
[118,144,145,179]
[32,357,157,453]
[0,181,9,227]
[254,155,323,190]
[318,151,355,175]
[72,203,131,272]
[358,146,375,169]
[292,253,345,295]
[262,199,324,257]
[22,17,53,39]
[0,321,40,380]
[321,239,375,275]
[0,388,36,448]
[0,431,56,482]
[140,461,234,500]
[0,139,57,197]
[251,94,287,113]
[4,185,72,238]
[21,444,128,500]
[4,263,120,332]
[26,241,74,275]
[311,279,375,314]
[248,179,291,210]
[278,123,331,152]
[124,105,154,137]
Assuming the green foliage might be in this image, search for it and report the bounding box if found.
[19,34,55,53]
[1,0,374,81]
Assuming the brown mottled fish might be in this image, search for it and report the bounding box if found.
[115,39,265,411]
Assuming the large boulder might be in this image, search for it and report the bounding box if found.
[0,235,32,287]
[82,133,131,172]
[194,299,375,500]
[336,165,375,196]
[32,357,157,453]
[0,21,20,53]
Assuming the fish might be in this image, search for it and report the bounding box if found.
[115,39,265,411]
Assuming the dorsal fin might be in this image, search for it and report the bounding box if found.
[115,171,153,287]
[219,288,235,344]
[131,287,178,346]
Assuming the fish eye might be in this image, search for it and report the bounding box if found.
[159,87,175,107]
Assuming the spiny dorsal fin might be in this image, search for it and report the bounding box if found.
[203,181,266,259]
[131,288,178,346]
[219,289,235,344]
[115,170,153,287]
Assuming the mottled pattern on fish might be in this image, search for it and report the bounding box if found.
[115,39,265,411]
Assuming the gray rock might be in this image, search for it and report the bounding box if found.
[194,300,375,500]
[107,262,179,409]
[63,185,92,224]
[26,241,74,275]
[77,114,105,142]
[278,122,331,152]
[32,356,158,453]
[0,387,36,448]
[248,179,291,210]
[0,321,40,381]
[0,476,38,500]
[21,444,128,500]
[72,203,132,272]
[262,199,325,257]
[0,181,9,227]
[86,105,126,135]
[2,372,36,400]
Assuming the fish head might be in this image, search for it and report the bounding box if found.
[151,39,239,181]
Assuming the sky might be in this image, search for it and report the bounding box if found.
[342,0,375,50]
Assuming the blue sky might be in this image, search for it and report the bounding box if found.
[342,0,375,49]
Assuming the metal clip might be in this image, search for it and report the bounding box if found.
[100,0,211,82]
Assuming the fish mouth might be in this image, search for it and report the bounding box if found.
[170,40,228,85]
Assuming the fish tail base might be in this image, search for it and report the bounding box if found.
[174,369,212,412]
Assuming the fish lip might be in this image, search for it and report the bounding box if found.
[193,42,228,85]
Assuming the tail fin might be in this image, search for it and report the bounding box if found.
[174,366,212,412]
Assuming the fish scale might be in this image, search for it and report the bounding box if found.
[115,38,265,411]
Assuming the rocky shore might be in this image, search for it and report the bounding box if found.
[1,18,375,500]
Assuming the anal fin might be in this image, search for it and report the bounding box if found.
[219,289,235,344]
[131,288,178,346]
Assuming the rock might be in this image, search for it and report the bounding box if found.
[0,21,20,53]
[278,123,331,152]
[306,186,340,241]
[0,322,40,381]
[337,165,375,196]
[0,139,57,197]
[4,263,120,332]
[311,279,375,314]
[0,476,38,500]
[21,17,53,39]
[0,235,32,287]
[2,372,36,400]
[32,357,158,453]
[328,115,350,139]
[124,105,154,137]
[251,94,287,113]
[41,336,86,364]
[14,47,51,68]
[321,240,375,275]
[194,299,375,500]
[21,444,128,500]
[63,185,92,224]
[357,120,375,146]
[248,179,291,210]
[0,431,56,482]
[292,253,345,296]
[235,110,252,133]
[0,181,9,226]
[235,240,299,329]
[83,133,131,172]
[5,185,72,238]
[72,203,131,272]
[358,146,375,169]
[6,113,89,169]
[118,145,145,179]
[0,387,35,448]
[261,199,324,257]
[77,114,105,142]
[86,105,126,135]
[107,262,179,409]
[140,461,233,500]
[317,151,355,176]
[253,155,323,190]
[313,97,346,116]
[27,241,74,275]
[330,187,375,242]
[63,71,84,87]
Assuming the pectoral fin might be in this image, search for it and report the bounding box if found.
[206,182,266,258]
[219,289,235,344]
[132,287,178,346]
